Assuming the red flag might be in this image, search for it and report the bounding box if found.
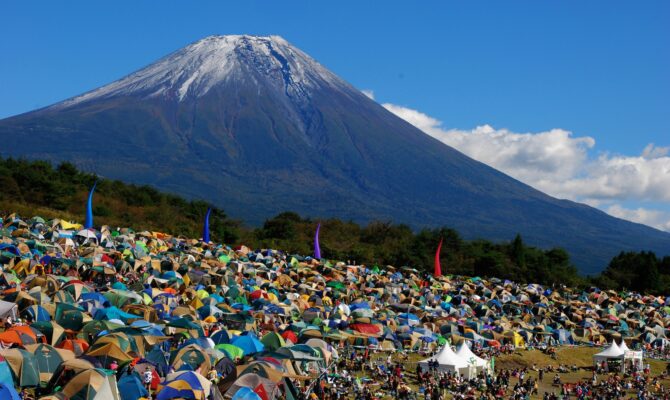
[434,238,443,277]
[255,384,270,400]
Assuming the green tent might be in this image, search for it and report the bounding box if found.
[215,344,244,361]
[0,348,40,387]
[260,332,286,352]
[55,303,85,331]
[25,344,73,385]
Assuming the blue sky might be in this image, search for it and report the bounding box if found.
[1,1,669,229]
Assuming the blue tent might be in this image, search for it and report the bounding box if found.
[93,306,138,323]
[210,329,230,345]
[156,371,207,400]
[80,292,110,305]
[23,305,51,322]
[398,313,420,325]
[197,305,224,319]
[552,329,575,345]
[118,373,149,400]
[232,387,262,400]
[0,359,14,386]
[349,301,370,311]
[146,347,169,376]
[231,334,265,355]
[0,383,20,400]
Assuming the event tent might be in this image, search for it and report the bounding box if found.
[455,342,491,378]
[593,340,644,373]
[418,344,467,374]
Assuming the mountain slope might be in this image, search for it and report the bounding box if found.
[1,35,668,273]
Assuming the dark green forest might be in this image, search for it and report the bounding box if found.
[1,158,669,293]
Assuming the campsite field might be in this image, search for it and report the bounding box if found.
[357,347,670,399]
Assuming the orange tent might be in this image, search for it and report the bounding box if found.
[57,339,90,356]
[0,325,42,345]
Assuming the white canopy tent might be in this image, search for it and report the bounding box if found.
[456,341,491,379]
[593,340,643,373]
[418,345,467,374]
[455,342,492,378]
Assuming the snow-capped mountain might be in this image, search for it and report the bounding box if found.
[1,35,669,273]
[54,35,343,107]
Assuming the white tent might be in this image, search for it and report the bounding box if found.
[455,342,491,378]
[418,345,467,374]
[593,340,643,372]
[619,340,630,352]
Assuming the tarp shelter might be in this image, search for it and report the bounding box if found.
[418,345,467,374]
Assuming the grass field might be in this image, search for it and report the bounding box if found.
[354,346,670,399]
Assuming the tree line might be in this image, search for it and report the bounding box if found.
[1,158,668,293]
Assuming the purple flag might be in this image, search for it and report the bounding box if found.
[314,223,322,259]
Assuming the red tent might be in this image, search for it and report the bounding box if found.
[349,323,381,335]
[280,330,298,343]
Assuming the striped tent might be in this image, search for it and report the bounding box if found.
[156,370,211,400]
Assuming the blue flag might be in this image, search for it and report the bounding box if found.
[84,181,97,229]
[202,208,212,243]
[314,223,321,259]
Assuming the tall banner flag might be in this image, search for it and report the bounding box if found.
[84,181,97,229]
[314,223,322,259]
[202,208,212,243]
[434,238,443,277]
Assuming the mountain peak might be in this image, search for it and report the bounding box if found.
[52,34,341,108]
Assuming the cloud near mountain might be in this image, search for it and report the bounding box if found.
[364,91,670,231]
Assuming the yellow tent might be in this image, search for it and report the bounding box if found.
[504,331,525,347]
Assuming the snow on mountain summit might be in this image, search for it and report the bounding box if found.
[54,35,343,108]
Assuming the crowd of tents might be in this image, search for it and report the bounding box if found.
[0,212,669,399]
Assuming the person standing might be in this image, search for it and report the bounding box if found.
[144,367,153,393]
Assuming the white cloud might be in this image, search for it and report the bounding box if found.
[380,101,670,231]
[607,204,670,232]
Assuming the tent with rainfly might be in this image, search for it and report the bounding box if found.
[260,332,286,352]
[117,373,149,400]
[231,334,265,356]
[170,344,212,376]
[61,368,120,400]
[0,348,40,387]
[24,343,75,385]
[0,325,40,346]
[156,370,212,400]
